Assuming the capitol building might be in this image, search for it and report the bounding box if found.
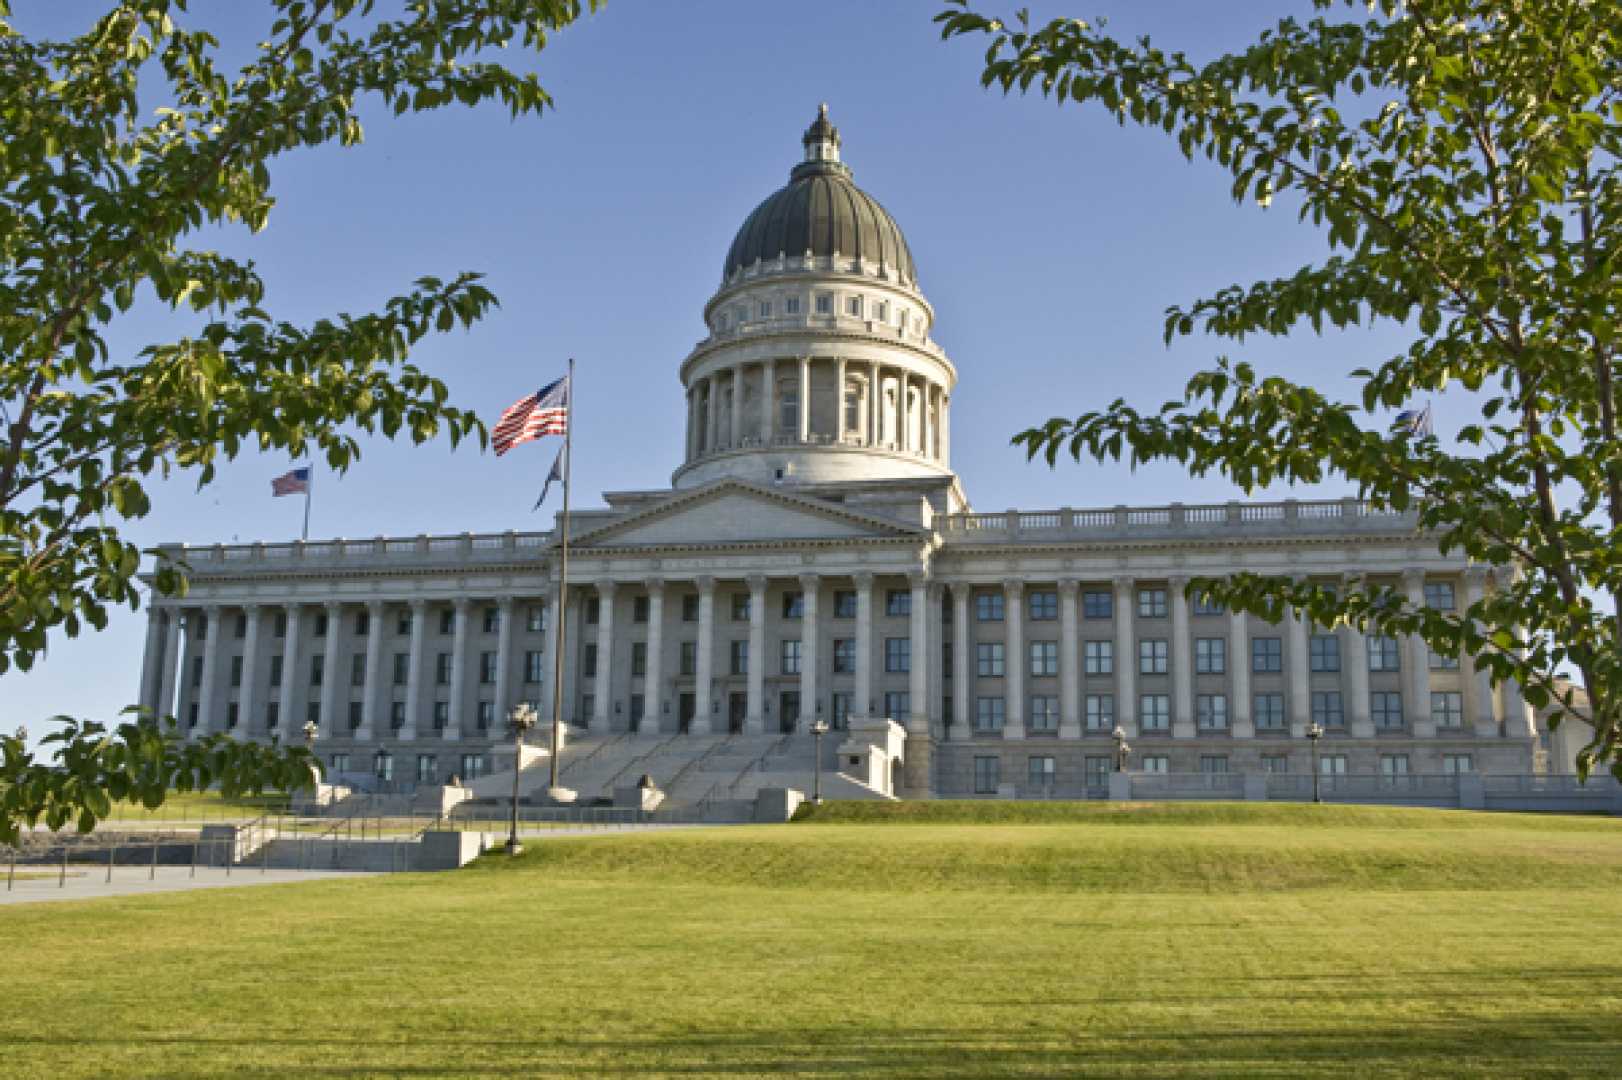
[134,108,1538,803]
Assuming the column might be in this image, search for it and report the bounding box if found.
[952,585,972,742]
[494,597,515,727]
[685,389,697,460]
[1003,580,1025,739]
[236,604,262,739]
[801,574,821,732]
[358,600,383,741]
[138,607,164,715]
[1169,577,1194,739]
[928,583,947,735]
[594,581,615,728]
[319,602,342,740]
[1403,569,1434,736]
[729,367,743,449]
[279,603,303,738]
[1286,589,1311,738]
[854,572,874,716]
[537,585,558,729]
[941,393,951,464]
[1462,569,1498,736]
[922,383,935,461]
[157,610,182,723]
[446,598,470,742]
[643,580,665,736]
[402,599,427,742]
[835,358,847,443]
[1343,576,1373,737]
[195,605,222,735]
[1058,580,1081,739]
[761,359,776,444]
[797,356,811,442]
[868,360,881,445]
[1113,577,1137,736]
[897,372,910,452]
[1228,604,1253,738]
[705,375,718,453]
[908,573,930,736]
[745,575,767,734]
[693,577,715,734]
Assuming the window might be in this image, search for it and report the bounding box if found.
[480,606,500,634]
[1320,754,1349,776]
[1442,753,1474,775]
[1029,641,1058,677]
[1137,588,1167,618]
[1139,694,1170,731]
[436,653,451,685]
[526,605,546,632]
[884,637,910,674]
[942,642,953,678]
[195,614,209,641]
[392,652,409,685]
[439,609,454,635]
[782,592,804,619]
[1086,756,1113,787]
[1312,691,1345,728]
[306,701,321,726]
[267,655,284,686]
[1028,590,1058,620]
[355,611,370,637]
[630,694,645,725]
[476,700,494,732]
[315,613,329,638]
[1199,755,1229,774]
[874,300,889,323]
[274,612,287,638]
[629,596,648,624]
[831,692,852,729]
[1139,755,1169,775]
[974,697,1005,733]
[1254,693,1286,730]
[1027,755,1056,788]
[832,638,856,673]
[785,296,801,315]
[730,593,750,621]
[1192,593,1226,616]
[1431,691,1463,728]
[479,651,497,684]
[1369,636,1402,671]
[524,650,545,683]
[188,702,199,728]
[347,701,363,731]
[1196,694,1229,731]
[459,753,484,780]
[230,656,243,688]
[1084,694,1114,731]
[310,655,324,687]
[374,751,394,782]
[582,644,597,679]
[975,593,1005,621]
[416,755,437,784]
[758,300,772,318]
[1380,754,1410,777]
[396,611,412,636]
[351,654,366,687]
[815,293,832,315]
[234,613,247,639]
[846,295,863,317]
[580,693,594,721]
[1252,638,1283,673]
[390,701,406,731]
[191,656,203,688]
[1082,591,1112,619]
[833,590,857,618]
[1195,638,1226,674]
[1310,635,1341,672]
[1372,691,1404,729]
[433,701,449,731]
[1139,639,1168,675]
[1029,696,1059,734]
[629,643,646,678]
[330,753,350,774]
[1423,581,1455,610]
[885,589,911,617]
[884,691,910,718]
[975,642,1005,677]
[225,702,239,730]
[583,599,598,626]
[1429,648,1460,671]
[781,640,802,675]
[729,640,749,676]
[1261,754,1289,774]
[973,756,1000,794]
[680,641,697,676]
[1084,641,1113,675]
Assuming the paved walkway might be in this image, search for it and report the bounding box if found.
[1,865,374,907]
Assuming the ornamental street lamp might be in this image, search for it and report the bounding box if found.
[1307,721,1325,804]
[1111,725,1131,773]
[301,719,318,749]
[506,702,538,855]
[809,719,830,805]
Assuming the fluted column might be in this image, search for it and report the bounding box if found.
[745,575,767,734]
[1228,604,1253,738]
[195,605,222,735]
[835,358,847,443]
[446,598,470,742]
[801,575,821,732]
[1113,577,1136,736]
[729,367,743,449]
[952,585,972,742]
[643,580,665,736]
[762,359,776,444]
[941,393,951,464]
[908,573,930,736]
[494,597,515,729]
[868,361,881,446]
[1169,578,1194,739]
[1058,579,1081,739]
[1403,570,1434,736]
[1003,580,1025,739]
[402,599,427,743]
[594,581,616,729]
[138,607,164,716]
[1286,587,1311,738]
[157,610,183,724]
[854,572,874,716]
[922,384,935,460]
[705,375,718,454]
[685,388,697,461]
[693,577,715,734]
[1462,569,1498,736]
[797,356,811,442]
[358,600,383,741]
[897,372,910,452]
[236,605,262,738]
[278,603,303,737]
[1343,576,1373,736]
[319,602,342,740]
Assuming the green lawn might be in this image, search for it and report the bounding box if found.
[3,803,1620,1078]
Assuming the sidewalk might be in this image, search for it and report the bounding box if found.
[1,864,373,906]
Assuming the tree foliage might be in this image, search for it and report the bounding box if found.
[937,0,1622,776]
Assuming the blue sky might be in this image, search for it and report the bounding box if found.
[8,1,1422,739]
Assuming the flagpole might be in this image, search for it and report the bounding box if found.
[301,464,313,542]
[547,357,574,793]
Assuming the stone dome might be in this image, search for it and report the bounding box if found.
[722,105,917,285]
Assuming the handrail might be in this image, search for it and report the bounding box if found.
[600,734,683,796]
[662,736,734,802]
[560,731,629,781]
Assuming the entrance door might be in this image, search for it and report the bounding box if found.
[778,691,801,734]
[728,692,747,735]
[678,692,696,734]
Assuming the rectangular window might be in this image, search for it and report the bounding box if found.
[785,296,801,315]
[628,643,646,678]
[1194,638,1226,674]
[330,753,349,774]
[582,643,598,679]
[225,702,239,730]
[631,596,648,624]
[680,641,697,676]
[524,650,545,683]
[1423,582,1456,610]
[390,701,406,731]
[1137,588,1167,618]
[526,605,546,633]
[729,640,749,676]
[1028,695,1059,734]
[1199,755,1229,774]
[1196,694,1229,731]
[190,656,203,689]
[1251,637,1283,673]
[1380,754,1410,777]
[310,655,324,687]
[1084,640,1113,676]
[975,593,1005,621]
[974,697,1005,733]
[476,700,494,732]
[1429,648,1460,671]
[1192,593,1225,616]
[1368,636,1402,671]
[1139,755,1168,775]
[1027,755,1056,788]
[1431,690,1463,727]
[1084,694,1114,731]
[815,293,832,315]
[1254,692,1286,730]
[846,295,863,317]
[1028,590,1058,620]
[833,590,857,618]
[396,611,412,636]
[274,612,288,638]
[355,611,370,637]
[1139,639,1168,675]
[1442,753,1474,775]
[781,639,803,675]
[1311,690,1345,728]
[1029,641,1058,677]
[580,693,594,722]
[439,609,454,635]
[188,702,199,728]
[1261,754,1289,774]
[782,592,804,619]
[630,694,645,724]
[832,638,856,673]
[416,754,437,783]
[483,606,499,633]
[731,593,750,621]
[975,642,1005,677]
[583,600,598,627]
[1320,754,1348,776]
[681,595,700,622]
[347,701,363,731]
[392,652,409,685]
[479,651,497,684]
[315,613,328,638]
[433,701,449,731]
[884,637,910,673]
[459,753,484,780]
[885,589,911,617]
[230,656,243,688]
[435,653,451,685]
[758,300,772,318]
[1310,635,1341,672]
[973,756,999,794]
[831,692,852,730]
[1139,694,1170,731]
[1082,591,1112,619]
[1372,691,1405,729]
[351,653,366,687]
[884,691,910,719]
[1086,756,1113,787]
[306,701,321,726]
[234,614,247,639]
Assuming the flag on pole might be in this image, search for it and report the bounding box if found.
[271,467,311,496]
[1395,403,1433,437]
[492,375,569,456]
[534,444,566,511]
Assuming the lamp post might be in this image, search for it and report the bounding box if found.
[809,719,829,804]
[1111,724,1131,773]
[1307,721,1325,803]
[506,702,538,855]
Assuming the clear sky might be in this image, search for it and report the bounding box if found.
[7,1,1422,742]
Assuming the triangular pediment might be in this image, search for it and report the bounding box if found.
[573,480,922,549]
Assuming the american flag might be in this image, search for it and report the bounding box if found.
[271,467,310,497]
[492,375,569,456]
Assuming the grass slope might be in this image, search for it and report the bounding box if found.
[2,803,1619,1078]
